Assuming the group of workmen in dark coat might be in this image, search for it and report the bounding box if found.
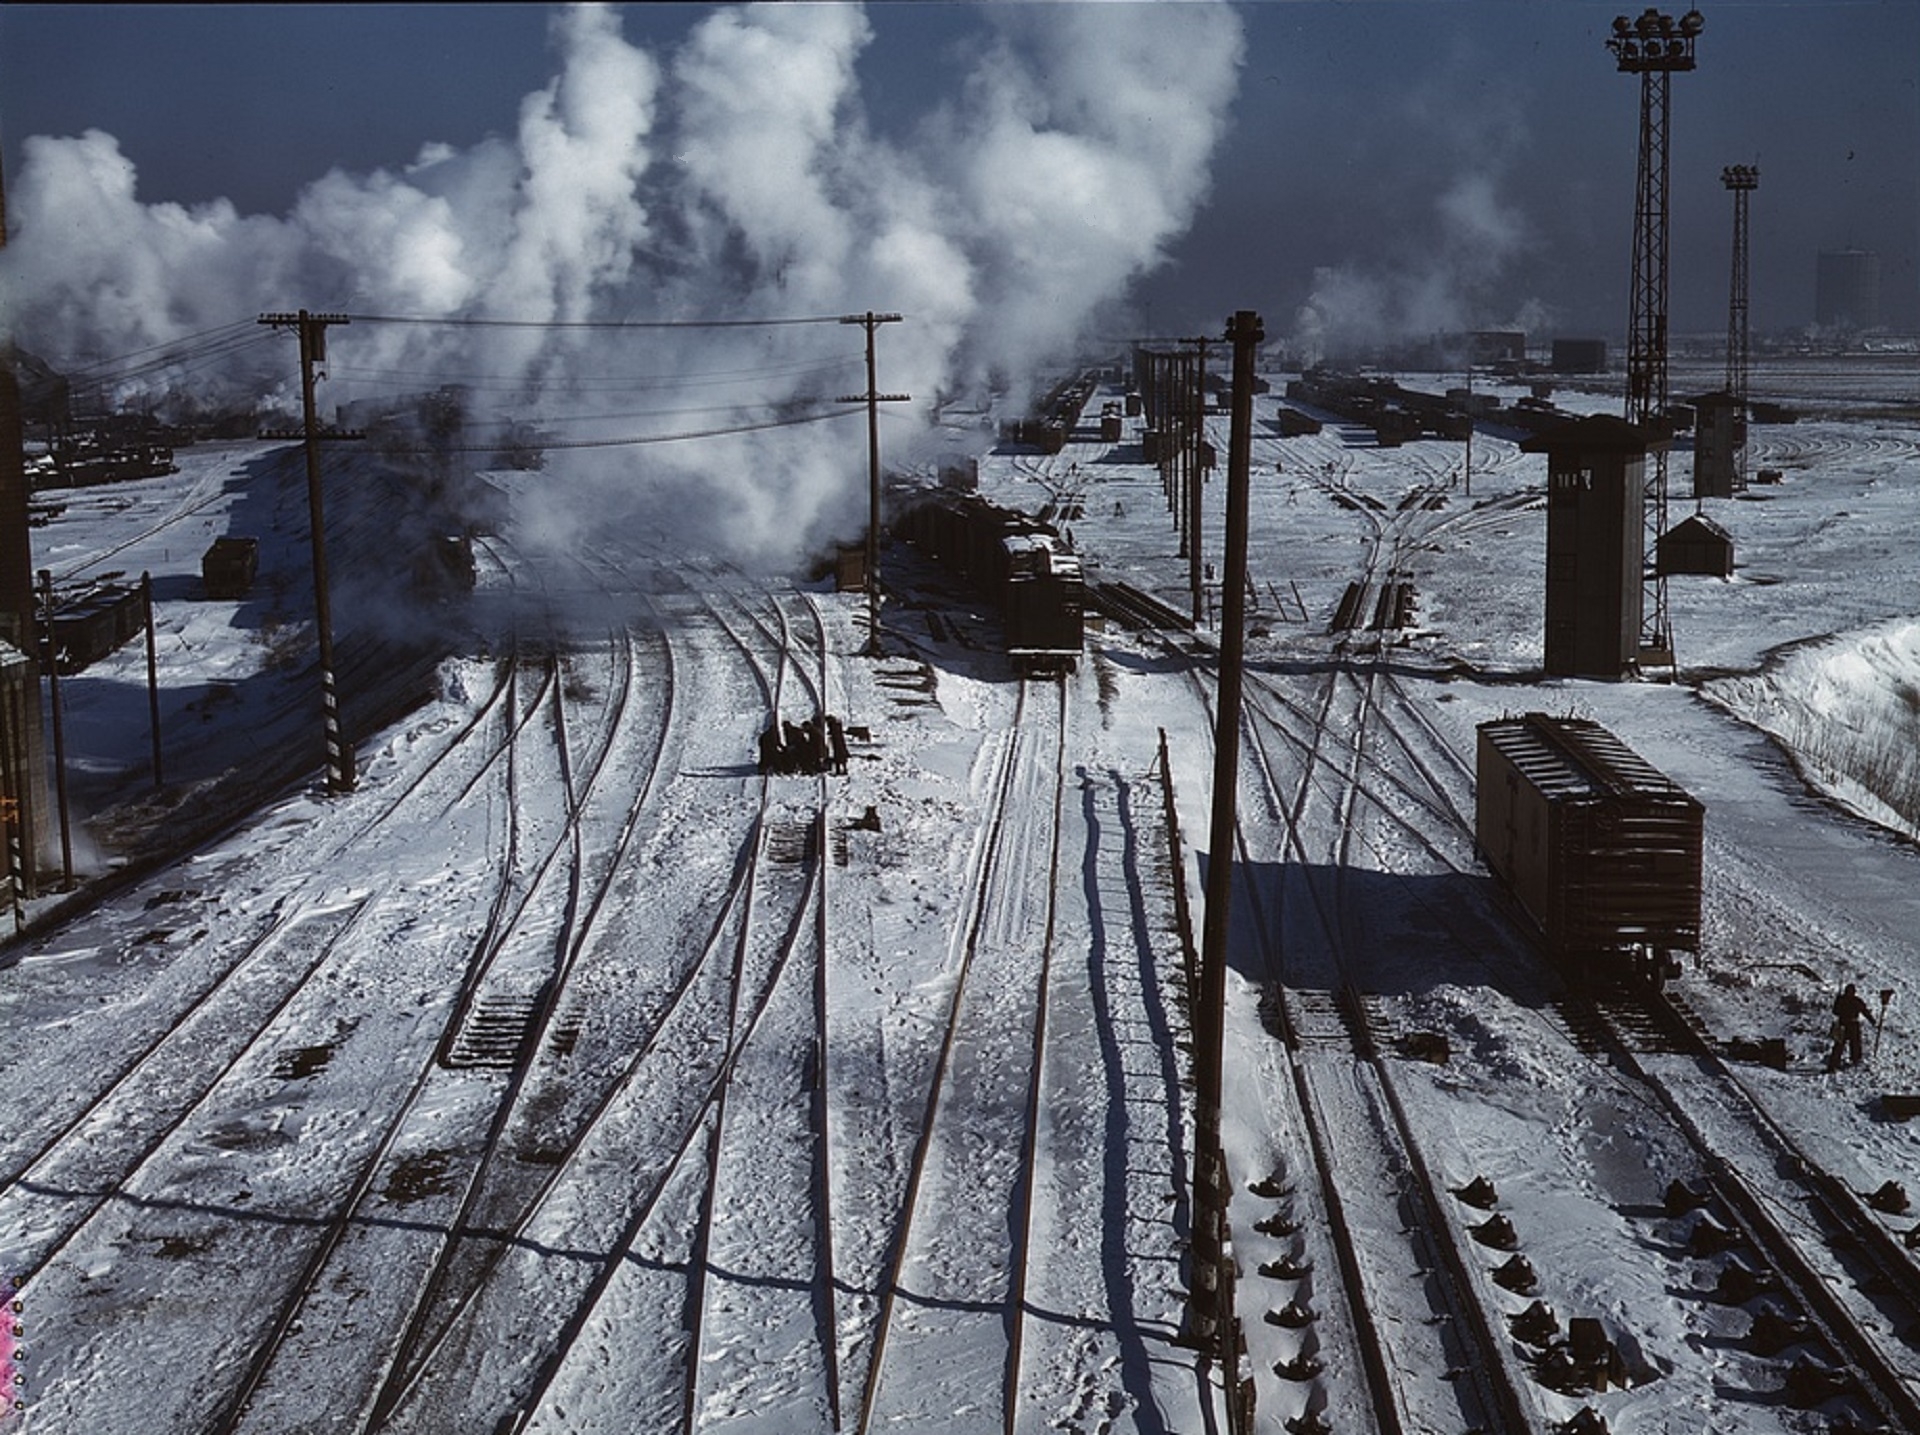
[758,713,849,777]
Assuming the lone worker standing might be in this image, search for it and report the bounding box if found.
[1827,982,1875,1071]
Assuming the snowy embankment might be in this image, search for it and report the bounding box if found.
[1704,619,1920,844]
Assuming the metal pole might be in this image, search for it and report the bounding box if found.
[143,571,163,788]
[37,570,72,889]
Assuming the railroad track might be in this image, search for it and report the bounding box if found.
[1574,992,1920,1430]
[1233,660,1540,1435]
[0,596,529,1296]
[361,575,827,1432]
[210,593,661,1432]
[857,677,1069,1435]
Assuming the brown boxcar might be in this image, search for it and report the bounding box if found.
[202,536,260,599]
[48,583,145,674]
[1476,713,1703,985]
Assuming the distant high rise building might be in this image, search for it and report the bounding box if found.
[1815,249,1882,331]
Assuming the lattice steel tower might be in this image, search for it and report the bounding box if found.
[1722,163,1758,489]
[1608,6,1703,665]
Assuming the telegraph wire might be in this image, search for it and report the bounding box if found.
[365,403,865,456]
[55,318,260,379]
[326,353,862,396]
[343,311,859,330]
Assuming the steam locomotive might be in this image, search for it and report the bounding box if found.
[895,491,1085,675]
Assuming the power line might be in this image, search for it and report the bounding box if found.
[56,318,259,378]
[326,353,861,395]
[366,404,864,456]
[343,311,859,330]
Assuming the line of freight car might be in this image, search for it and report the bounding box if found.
[1475,712,1704,988]
[895,492,1085,675]
[999,372,1101,454]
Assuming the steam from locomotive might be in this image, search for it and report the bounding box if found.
[0,2,1246,564]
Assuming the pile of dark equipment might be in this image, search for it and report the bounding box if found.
[757,713,850,777]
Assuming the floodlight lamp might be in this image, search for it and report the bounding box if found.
[1669,38,1690,58]
[1679,9,1704,36]
[1635,10,1660,37]
[1612,15,1632,36]
[1657,13,1675,36]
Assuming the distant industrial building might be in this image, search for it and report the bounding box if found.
[1815,249,1882,331]
[1550,339,1609,375]
[1690,391,1744,499]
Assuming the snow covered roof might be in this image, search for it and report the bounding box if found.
[1519,412,1665,455]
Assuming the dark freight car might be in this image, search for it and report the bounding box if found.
[896,491,1084,675]
[48,583,145,674]
[1002,534,1083,673]
[202,536,260,598]
[1476,713,1703,985]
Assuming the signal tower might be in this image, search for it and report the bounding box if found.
[1607,6,1704,668]
[1722,163,1758,491]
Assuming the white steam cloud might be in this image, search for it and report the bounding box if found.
[0,2,1245,564]
[1288,55,1553,366]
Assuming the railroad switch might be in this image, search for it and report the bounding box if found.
[1265,1300,1315,1328]
[1744,1308,1816,1357]
[1452,1174,1498,1209]
[1663,1177,1712,1216]
[1687,1214,1742,1256]
[1781,1356,1853,1409]
[1866,1179,1910,1214]
[1257,1254,1311,1280]
[1510,1300,1559,1347]
[1712,1258,1778,1304]
[1470,1213,1519,1250]
[1493,1254,1539,1294]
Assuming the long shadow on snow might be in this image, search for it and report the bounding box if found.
[1197,850,1563,1011]
[1078,764,1186,1432]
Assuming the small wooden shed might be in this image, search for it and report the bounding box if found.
[1658,512,1735,578]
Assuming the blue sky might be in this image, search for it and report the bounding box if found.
[2,2,1915,349]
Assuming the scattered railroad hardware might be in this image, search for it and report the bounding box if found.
[895,491,1084,674]
[1475,713,1704,986]
[201,536,260,598]
[756,712,849,776]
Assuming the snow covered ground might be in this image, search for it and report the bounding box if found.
[5,353,1920,1433]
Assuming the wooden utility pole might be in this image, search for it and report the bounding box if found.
[837,313,907,656]
[143,571,163,788]
[0,147,50,897]
[1192,308,1262,1435]
[259,310,356,793]
[1188,338,1210,626]
[37,571,72,889]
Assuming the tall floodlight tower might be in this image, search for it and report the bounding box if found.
[1722,163,1758,490]
[1607,6,1703,668]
